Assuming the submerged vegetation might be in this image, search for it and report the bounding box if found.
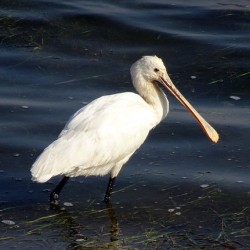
[1,184,249,249]
[0,14,94,50]
[0,0,249,249]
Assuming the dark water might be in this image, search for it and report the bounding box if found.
[0,0,249,249]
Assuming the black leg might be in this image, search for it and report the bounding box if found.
[104,176,116,204]
[50,176,69,206]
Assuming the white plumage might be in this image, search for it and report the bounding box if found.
[31,55,218,204]
[31,92,167,182]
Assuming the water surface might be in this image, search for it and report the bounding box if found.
[0,0,249,249]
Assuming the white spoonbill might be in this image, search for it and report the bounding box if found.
[31,56,219,205]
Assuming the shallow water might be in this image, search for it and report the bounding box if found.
[0,0,250,249]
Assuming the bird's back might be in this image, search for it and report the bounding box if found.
[31,92,159,182]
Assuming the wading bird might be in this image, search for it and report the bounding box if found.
[31,56,219,205]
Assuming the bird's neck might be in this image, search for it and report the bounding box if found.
[134,77,169,123]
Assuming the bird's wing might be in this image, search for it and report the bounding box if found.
[31,92,156,182]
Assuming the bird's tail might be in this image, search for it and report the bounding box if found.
[31,151,54,183]
[31,142,63,183]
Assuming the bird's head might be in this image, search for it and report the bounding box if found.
[131,55,168,84]
[131,55,219,143]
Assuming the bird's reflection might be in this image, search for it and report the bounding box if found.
[50,201,121,249]
[105,202,119,242]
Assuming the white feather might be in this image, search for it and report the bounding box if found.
[31,91,167,183]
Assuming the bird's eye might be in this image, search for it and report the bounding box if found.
[154,68,159,72]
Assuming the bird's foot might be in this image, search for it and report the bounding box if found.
[103,196,110,204]
[103,195,111,204]
[103,176,116,204]
[50,192,60,209]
